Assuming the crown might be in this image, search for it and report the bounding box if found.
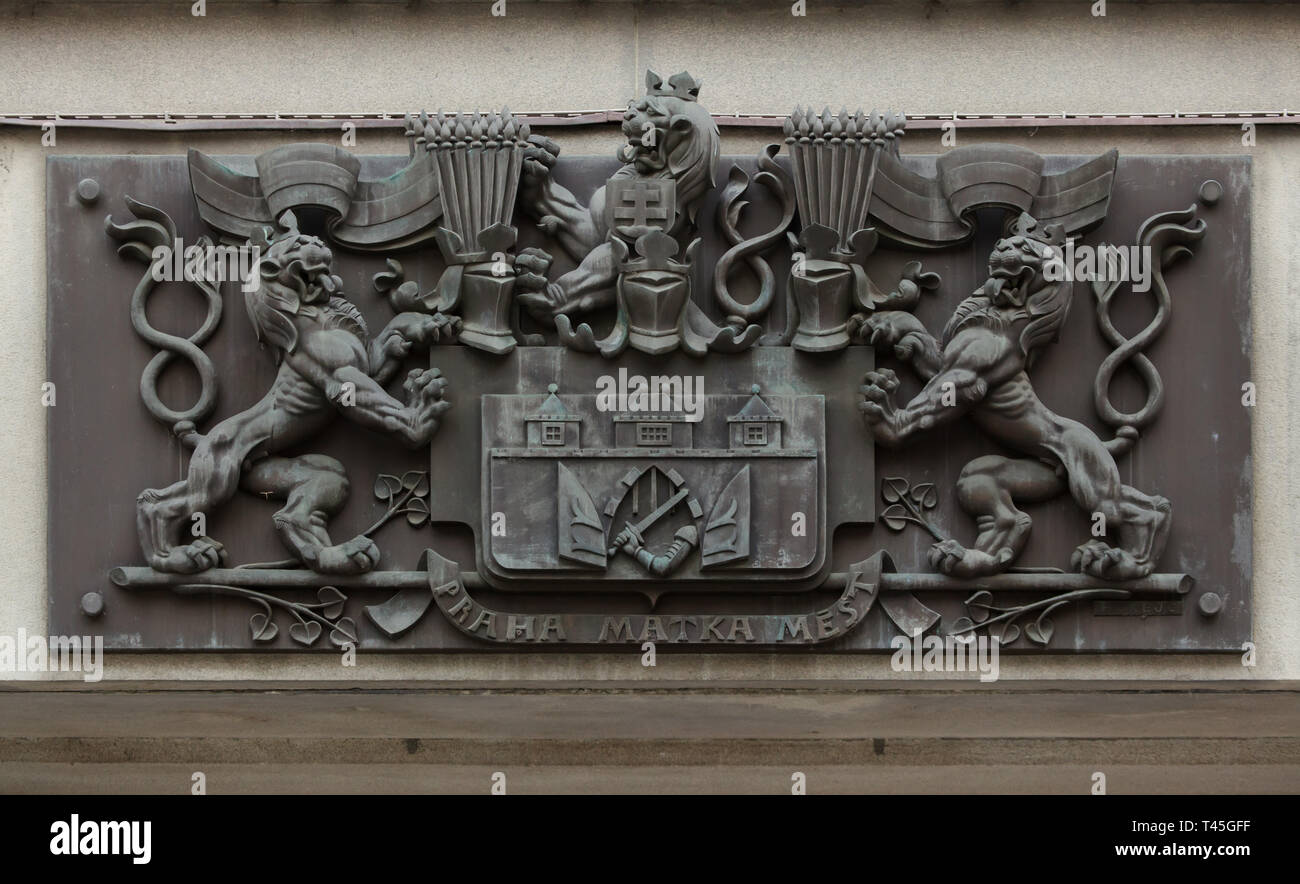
[645,69,702,101]
[1005,212,1066,246]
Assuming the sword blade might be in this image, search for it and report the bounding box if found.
[609,486,691,555]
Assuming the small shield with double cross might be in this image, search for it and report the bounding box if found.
[605,177,676,240]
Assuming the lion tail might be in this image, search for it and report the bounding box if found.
[1104,425,1140,458]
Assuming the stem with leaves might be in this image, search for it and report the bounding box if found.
[948,587,1130,647]
[176,583,358,648]
[879,476,947,542]
[367,469,432,534]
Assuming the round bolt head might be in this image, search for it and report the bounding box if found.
[75,178,101,207]
[1198,591,1223,617]
[80,590,105,618]
[1197,179,1223,206]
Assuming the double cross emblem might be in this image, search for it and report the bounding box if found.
[606,178,676,237]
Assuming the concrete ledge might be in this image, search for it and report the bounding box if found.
[3,736,1298,767]
[0,683,1295,792]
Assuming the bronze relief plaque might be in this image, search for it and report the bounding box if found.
[46,73,1251,652]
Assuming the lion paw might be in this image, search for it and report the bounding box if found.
[404,368,453,431]
[860,369,899,408]
[405,366,448,400]
[515,247,553,284]
[859,369,901,440]
[522,134,560,181]
[150,537,227,574]
[315,535,381,575]
[862,311,927,353]
[1071,539,1152,580]
[387,312,460,349]
[928,539,1006,578]
[514,248,567,322]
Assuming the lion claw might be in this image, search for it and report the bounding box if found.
[150,536,227,574]
[1072,539,1151,580]
[316,535,381,575]
[863,368,899,392]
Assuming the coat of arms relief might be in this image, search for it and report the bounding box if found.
[44,70,1251,652]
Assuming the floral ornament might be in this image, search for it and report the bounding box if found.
[180,583,359,648]
[366,469,431,532]
[372,258,424,312]
[879,476,946,542]
[948,587,1129,647]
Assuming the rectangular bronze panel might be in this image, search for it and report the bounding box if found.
[45,142,1251,653]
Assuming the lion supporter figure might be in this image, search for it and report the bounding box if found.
[512,70,719,321]
[137,215,455,576]
[859,213,1171,581]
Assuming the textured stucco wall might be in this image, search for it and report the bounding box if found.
[1,1,1296,681]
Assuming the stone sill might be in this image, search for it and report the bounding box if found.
[4,682,1295,791]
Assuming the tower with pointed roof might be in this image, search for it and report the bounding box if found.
[727,384,783,449]
[526,384,582,448]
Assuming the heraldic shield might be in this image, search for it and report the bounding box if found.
[426,345,875,596]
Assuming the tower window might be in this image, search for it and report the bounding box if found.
[637,423,671,446]
[744,423,767,445]
[542,422,565,445]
